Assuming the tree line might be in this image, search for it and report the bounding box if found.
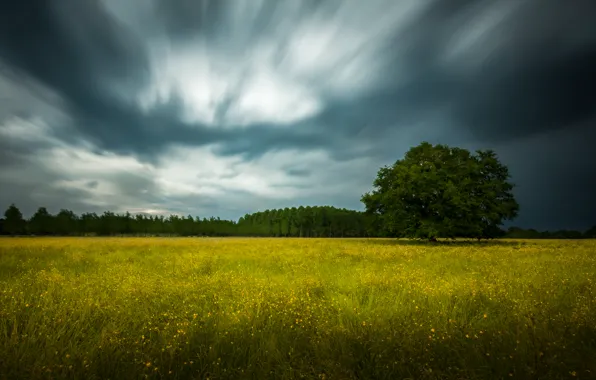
[0,204,384,237]
[504,227,596,239]
[1,203,594,239]
[2,142,594,240]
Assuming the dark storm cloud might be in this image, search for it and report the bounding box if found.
[495,120,596,231]
[0,0,148,99]
[0,181,95,217]
[2,0,595,154]
[456,48,596,142]
[1,0,595,229]
[0,0,148,151]
[155,0,227,40]
[0,0,218,158]
[306,0,596,144]
[0,0,328,160]
[0,0,417,159]
[0,145,100,218]
[442,0,596,141]
[212,126,327,160]
[285,168,311,178]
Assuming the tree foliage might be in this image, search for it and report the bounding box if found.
[29,207,53,235]
[584,226,596,239]
[505,227,588,239]
[0,205,378,237]
[362,142,519,240]
[237,206,376,237]
[3,203,25,235]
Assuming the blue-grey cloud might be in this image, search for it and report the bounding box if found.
[0,0,595,229]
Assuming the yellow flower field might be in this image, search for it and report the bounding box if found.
[1,237,595,379]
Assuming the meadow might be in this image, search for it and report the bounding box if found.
[0,237,595,379]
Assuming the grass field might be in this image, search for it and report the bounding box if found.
[0,238,595,379]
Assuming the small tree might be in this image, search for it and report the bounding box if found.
[30,207,54,235]
[3,204,26,236]
[362,142,519,241]
[55,209,78,235]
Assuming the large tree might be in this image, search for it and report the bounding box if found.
[361,142,519,240]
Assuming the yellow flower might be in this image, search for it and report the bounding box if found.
[431,328,435,333]
[146,362,151,368]
[484,314,487,318]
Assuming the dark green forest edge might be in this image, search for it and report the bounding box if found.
[2,142,595,239]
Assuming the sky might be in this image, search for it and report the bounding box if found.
[0,0,595,231]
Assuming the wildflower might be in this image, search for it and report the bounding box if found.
[146,362,151,368]
[484,314,487,319]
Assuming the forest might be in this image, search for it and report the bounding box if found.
[0,204,379,238]
[1,203,595,239]
[2,143,594,240]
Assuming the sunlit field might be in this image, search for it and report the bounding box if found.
[1,238,595,379]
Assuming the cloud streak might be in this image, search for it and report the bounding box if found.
[1,0,595,229]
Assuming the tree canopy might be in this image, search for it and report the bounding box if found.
[361,142,519,240]
[3,203,25,235]
[0,205,377,237]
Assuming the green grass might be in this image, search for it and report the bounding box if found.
[0,237,595,379]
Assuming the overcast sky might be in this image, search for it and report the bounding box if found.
[1,0,595,231]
